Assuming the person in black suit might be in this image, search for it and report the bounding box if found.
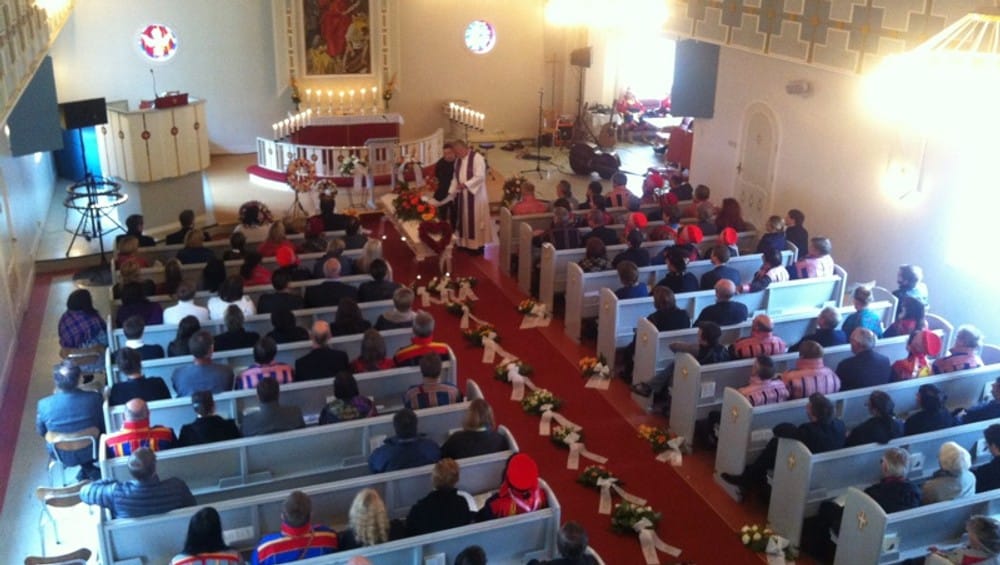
[440,399,510,459]
[294,320,349,381]
[313,194,353,232]
[213,305,260,352]
[669,174,693,201]
[257,270,305,315]
[121,315,165,361]
[611,229,650,268]
[580,209,619,247]
[622,286,691,381]
[904,384,957,435]
[721,393,845,497]
[240,377,304,437]
[694,280,749,326]
[527,522,598,565]
[357,259,400,302]
[165,209,208,245]
[974,425,1000,493]
[115,214,156,247]
[266,308,310,344]
[405,458,474,536]
[304,258,358,308]
[108,348,171,407]
[433,143,457,227]
[845,390,903,447]
[835,328,892,390]
[177,391,241,447]
[699,245,742,290]
[790,306,848,352]
[342,217,367,250]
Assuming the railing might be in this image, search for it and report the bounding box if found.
[255,128,444,177]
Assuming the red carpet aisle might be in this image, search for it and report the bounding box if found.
[371,218,764,565]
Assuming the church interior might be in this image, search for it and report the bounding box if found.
[2,0,1000,563]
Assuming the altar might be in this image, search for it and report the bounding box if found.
[287,113,403,146]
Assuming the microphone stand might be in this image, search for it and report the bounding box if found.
[520,88,554,179]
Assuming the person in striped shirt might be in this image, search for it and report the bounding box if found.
[737,356,789,407]
[779,340,841,399]
[105,398,177,458]
[403,354,463,410]
[392,312,450,367]
[933,325,985,375]
[730,314,788,359]
[252,491,338,564]
[236,337,294,390]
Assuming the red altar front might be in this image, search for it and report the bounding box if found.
[286,113,403,147]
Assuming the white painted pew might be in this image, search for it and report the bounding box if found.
[101,385,491,502]
[770,416,1000,550]
[118,229,347,268]
[667,335,913,448]
[716,361,998,498]
[109,299,393,355]
[103,357,457,432]
[597,271,846,371]
[98,451,560,565]
[565,248,791,342]
[835,487,1000,564]
[633,299,896,385]
[111,328,416,396]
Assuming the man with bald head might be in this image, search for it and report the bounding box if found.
[294,320,349,381]
[304,257,358,308]
[835,328,892,390]
[694,280,749,326]
[81,447,195,518]
[104,398,177,458]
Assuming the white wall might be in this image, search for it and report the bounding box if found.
[693,47,1000,338]
[49,0,283,154]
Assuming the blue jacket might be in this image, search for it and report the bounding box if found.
[368,435,440,473]
[36,388,105,437]
[699,265,742,290]
[80,475,195,518]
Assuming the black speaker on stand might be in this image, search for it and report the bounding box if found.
[60,97,128,286]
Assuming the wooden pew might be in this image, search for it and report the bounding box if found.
[769,416,1000,551]
[633,299,897,386]
[108,273,375,323]
[835,487,1000,564]
[108,299,393,355]
[716,362,999,503]
[597,270,847,371]
[667,334,914,449]
[98,453,561,565]
[565,248,791,342]
[103,358,458,432]
[108,328,416,395]
[101,382,489,502]
[532,226,759,309]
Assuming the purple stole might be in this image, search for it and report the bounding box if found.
[454,152,479,239]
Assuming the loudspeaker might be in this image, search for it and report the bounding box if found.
[670,40,719,118]
[570,47,591,68]
[60,98,108,130]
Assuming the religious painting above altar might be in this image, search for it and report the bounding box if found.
[302,0,373,76]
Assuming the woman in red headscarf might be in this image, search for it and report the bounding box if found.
[891,329,943,381]
[477,453,547,520]
[673,224,703,262]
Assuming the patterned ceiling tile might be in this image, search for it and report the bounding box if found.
[828,0,856,21]
[812,27,858,71]
[847,4,884,54]
[759,0,786,35]
[785,0,806,14]
[900,11,946,49]
[695,5,731,43]
[800,0,833,45]
[722,0,745,27]
[770,18,810,60]
[686,0,710,21]
[872,0,925,30]
[666,0,696,35]
[732,12,768,51]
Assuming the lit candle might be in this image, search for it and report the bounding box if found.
[371,86,378,112]
[272,123,278,138]
[349,89,355,113]
[305,88,312,109]
[360,87,367,101]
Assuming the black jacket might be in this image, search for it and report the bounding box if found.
[974,457,1000,493]
[904,407,957,436]
[844,416,903,447]
[864,477,921,513]
[440,430,510,460]
[295,347,350,381]
[405,488,474,536]
[213,329,260,352]
[836,349,892,390]
[695,301,749,326]
[257,292,304,315]
[178,415,241,447]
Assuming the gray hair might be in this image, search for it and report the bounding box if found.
[714,279,736,301]
[413,311,435,338]
[817,306,841,329]
[850,327,876,351]
[882,447,909,478]
[938,441,971,474]
[956,325,984,350]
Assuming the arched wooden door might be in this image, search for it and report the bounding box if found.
[735,103,778,229]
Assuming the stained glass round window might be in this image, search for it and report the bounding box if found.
[464,20,496,54]
[137,24,179,62]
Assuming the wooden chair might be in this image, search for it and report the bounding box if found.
[35,481,90,554]
[24,548,91,565]
[45,429,99,487]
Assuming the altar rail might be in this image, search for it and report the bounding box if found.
[255,128,444,177]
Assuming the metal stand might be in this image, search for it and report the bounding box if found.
[520,88,555,178]
[63,128,127,285]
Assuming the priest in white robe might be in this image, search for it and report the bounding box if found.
[446,140,493,252]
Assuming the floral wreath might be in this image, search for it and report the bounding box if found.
[418,221,453,254]
[286,158,317,193]
[501,175,527,209]
[314,178,339,198]
[238,200,274,227]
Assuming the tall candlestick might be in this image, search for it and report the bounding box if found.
[339,91,345,114]
[305,88,312,111]
[349,89,355,113]
[372,86,378,113]
[272,123,278,139]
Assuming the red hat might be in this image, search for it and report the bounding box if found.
[677,224,703,245]
[505,453,539,491]
[720,227,739,246]
[276,246,299,267]
[912,330,943,357]
[629,213,649,230]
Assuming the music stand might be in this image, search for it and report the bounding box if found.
[519,88,556,179]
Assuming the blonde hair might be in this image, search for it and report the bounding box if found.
[356,239,384,274]
[267,221,287,244]
[432,458,460,490]
[348,488,390,546]
[462,398,495,431]
[118,235,139,256]
[119,260,143,283]
[766,215,785,233]
[184,228,205,248]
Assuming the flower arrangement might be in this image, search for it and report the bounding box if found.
[493,360,533,382]
[739,524,774,553]
[454,276,478,289]
[610,501,662,534]
[393,189,436,222]
[382,72,397,110]
[238,200,274,227]
[637,425,679,454]
[314,178,338,199]
[462,324,498,347]
[520,388,562,415]
[338,154,367,177]
[579,354,610,380]
[501,175,527,209]
[421,276,449,296]
[550,424,583,448]
[445,300,467,317]
[418,220,453,254]
[286,158,317,193]
[577,464,616,489]
[517,299,538,314]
